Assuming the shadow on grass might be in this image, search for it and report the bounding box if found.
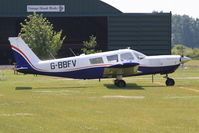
[33,86,88,90]
[104,83,164,90]
[16,87,32,90]
[104,83,145,90]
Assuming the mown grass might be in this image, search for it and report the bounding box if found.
[185,60,199,66]
[0,61,199,133]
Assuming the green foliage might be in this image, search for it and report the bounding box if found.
[20,12,66,59]
[172,44,192,56]
[81,35,101,54]
[172,15,199,48]
[172,44,199,59]
[0,70,5,81]
[193,48,199,59]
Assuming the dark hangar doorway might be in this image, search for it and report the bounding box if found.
[0,16,108,64]
[49,16,108,58]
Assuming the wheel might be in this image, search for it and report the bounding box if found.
[117,80,126,88]
[166,78,175,86]
[114,80,119,86]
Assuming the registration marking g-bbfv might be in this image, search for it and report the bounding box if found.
[50,60,76,69]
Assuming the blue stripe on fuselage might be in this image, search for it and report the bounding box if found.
[36,67,104,79]
[13,50,104,79]
[137,64,180,75]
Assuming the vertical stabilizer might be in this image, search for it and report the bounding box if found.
[8,37,41,69]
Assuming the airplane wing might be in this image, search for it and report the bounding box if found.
[103,62,141,78]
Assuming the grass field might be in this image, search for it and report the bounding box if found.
[0,60,199,133]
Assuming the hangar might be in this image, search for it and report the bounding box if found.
[0,0,171,65]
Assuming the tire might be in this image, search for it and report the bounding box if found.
[166,78,175,86]
[114,80,119,86]
[117,80,126,88]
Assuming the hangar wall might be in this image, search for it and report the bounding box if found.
[0,0,171,65]
[0,0,121,17]
[108,13,171,55]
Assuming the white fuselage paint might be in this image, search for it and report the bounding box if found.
[9,37,186,78]
[34,49,181,73]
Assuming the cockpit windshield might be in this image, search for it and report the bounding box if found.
[133,51,146,60]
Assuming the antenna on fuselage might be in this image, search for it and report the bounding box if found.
[69,48,77,56]
[47,50,55,59]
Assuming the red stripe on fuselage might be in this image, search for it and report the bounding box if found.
[11,46,44,71]
[11,45,115,72]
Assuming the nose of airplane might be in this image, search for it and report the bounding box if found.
[180,56,191,63]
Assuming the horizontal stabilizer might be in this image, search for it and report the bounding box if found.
[15,67,30,74]
[15,67,28,70]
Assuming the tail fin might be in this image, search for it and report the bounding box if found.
[8,37,41,70]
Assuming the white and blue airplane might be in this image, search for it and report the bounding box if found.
[9,37,191,88]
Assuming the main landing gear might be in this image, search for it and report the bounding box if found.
[164,74,175,86]
[114,75,126,88]
[114,79,126,88]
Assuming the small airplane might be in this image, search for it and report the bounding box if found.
[9,37,191,88]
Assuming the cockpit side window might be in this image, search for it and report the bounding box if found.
[89,57,104,64]
[120,53,134,61]
[107,55,118,62]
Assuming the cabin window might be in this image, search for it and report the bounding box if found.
[120,53,134,61]
[89,57,104,64]
[107,55,118,62]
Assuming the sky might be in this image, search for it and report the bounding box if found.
[101,0,199,19]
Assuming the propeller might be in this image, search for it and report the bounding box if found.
[180,56,191,64]
[180,56,191,68]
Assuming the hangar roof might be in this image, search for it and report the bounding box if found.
[0,0,122,17]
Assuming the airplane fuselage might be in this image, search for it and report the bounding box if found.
[15,49,181,79]
[9,37,191,87]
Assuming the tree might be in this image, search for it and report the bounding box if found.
[172,15,199,48]
[172,44,193,56]
[193,48,199,59]
[20,12,66,59]
[172,44,199,59]
[81,35,101,54]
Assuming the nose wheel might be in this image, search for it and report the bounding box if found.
[165,74,175,86]
[114,80,126,88]
[166,78,175,86]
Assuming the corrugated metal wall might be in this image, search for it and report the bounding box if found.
[108,13,171,55]
[0,0,121,17]
[0,0,172,64]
